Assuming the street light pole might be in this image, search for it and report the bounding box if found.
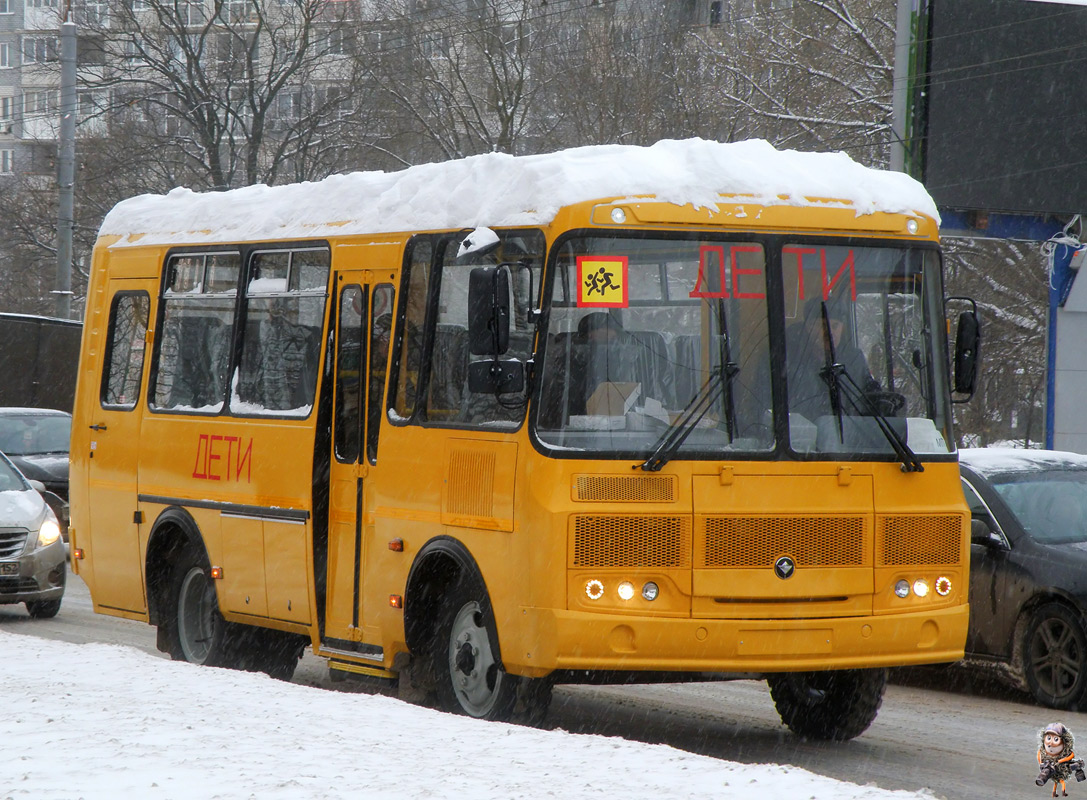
[55,18,76,320]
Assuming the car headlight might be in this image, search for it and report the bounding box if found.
[36,519,61,549]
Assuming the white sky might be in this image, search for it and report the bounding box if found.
[0,630,934,800]
[99,139,939,248]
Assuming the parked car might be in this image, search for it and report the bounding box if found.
[0,408,71,537]
[961,447,1087,709]
[0,450,65,618]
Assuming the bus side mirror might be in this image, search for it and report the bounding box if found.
[468,266,510,356]
[953,308,980,399]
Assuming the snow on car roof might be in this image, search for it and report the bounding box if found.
[960,447,1087,475]
[98,138,939,248]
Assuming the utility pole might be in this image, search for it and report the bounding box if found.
[889,0,913,173]
[55,17,76,319]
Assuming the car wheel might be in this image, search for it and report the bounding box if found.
[767,668,886,740]
[431,573,519,721]
[1024,603,1087,709]
[25,598,62,619]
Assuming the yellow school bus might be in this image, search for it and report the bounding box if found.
[70,139,977,740]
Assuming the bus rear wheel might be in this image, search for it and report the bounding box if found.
[167,554,233,667]
[767,668,886,741]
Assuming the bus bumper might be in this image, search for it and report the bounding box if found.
[511,603,968,675]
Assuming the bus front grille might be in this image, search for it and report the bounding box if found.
[700,516,867,568]
[573,474,677,503]
[571,515,691,568]
[877,515,962,565]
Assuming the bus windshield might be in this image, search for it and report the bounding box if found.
[534,235,953,461]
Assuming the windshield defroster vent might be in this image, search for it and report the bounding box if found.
[573,474,677,503]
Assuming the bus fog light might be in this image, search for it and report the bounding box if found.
[617,581,635,601]
[935,576,952,596]
[585,579,604,601]
[642,582,659,601]
[913,579,930,598]
[894,580,910,598]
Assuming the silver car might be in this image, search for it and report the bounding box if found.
[0,451,65,618]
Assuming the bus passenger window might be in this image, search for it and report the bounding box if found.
[152,252,239,413]
[367,284,394,464]
[235,248,328,417]
[102,292,150,409]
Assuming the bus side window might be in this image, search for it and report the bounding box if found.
[101,292,150,409]
[335,285,366,463]
[391,239,431,421]
[367,284,394,464]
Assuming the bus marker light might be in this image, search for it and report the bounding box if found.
[389,595,403,609]
[913,579,930,598]
[73,548,84,560]
[642,582,659,601]
[388,539,404,552]
[894,580,910,598]
[210,566,224,579]
[907,219,920,234]
[585,580,604,601]
[610,208,627,224]
[617,581,635,601]
[935,576,952,596]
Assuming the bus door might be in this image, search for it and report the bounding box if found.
[84,280,154,612]
[324,274,394,649]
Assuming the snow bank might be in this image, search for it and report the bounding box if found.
[98,139,939,248]
[0,631,933,800]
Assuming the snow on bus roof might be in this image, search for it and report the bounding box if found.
[98,138,940,247]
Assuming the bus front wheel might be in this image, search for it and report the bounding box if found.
[767,668,886,740]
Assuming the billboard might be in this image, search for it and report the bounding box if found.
[922,0,1087,214]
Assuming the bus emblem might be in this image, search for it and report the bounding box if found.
[774,556,796,580]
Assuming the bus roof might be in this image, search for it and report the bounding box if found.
[98,138,940,248]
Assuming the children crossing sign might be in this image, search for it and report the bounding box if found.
[577,256,628,308]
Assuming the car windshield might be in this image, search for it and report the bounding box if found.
[0,414,71,456]
[0,455,28,491]
[989,468,1087,544]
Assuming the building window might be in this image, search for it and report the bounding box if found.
[0,0,10,14]
[0,43,10,68]
[1,96,12,128]
[23,36,58,64]
[0,150,13,174]
[23,90,55,117]
[709,1,723,25]
[27,0,58,7]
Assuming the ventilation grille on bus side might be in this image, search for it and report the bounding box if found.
[446,449,495,519]
[571,515,691,568]
[878,515,961,566]
[573,475,677,503]
[700,516,867,568]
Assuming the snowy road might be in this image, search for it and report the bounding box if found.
[0,568,1061,800]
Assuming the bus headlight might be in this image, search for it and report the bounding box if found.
[641,582,659,601]
[585,579,604,601]
[894,580,910,598]
[617,581,635,601]
[935,576,952,596]
[913,579,930,598]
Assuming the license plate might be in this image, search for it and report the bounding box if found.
[0,562,17,576]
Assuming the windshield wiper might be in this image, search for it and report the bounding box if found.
[639,300,739,472]
[817,303,923,473]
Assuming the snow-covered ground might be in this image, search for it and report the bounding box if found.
[0,630,934,800]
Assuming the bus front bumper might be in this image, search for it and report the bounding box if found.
[509,604,968,676]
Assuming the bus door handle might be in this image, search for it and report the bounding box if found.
[89,423,108,431]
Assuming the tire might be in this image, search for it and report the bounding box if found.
[26,598,62,619]
[767,668,886,741]
[1024,603,1087,710]
[164,549,234,667]
[432,573,545,722]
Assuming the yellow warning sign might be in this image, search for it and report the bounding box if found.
[577,256,628,308]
